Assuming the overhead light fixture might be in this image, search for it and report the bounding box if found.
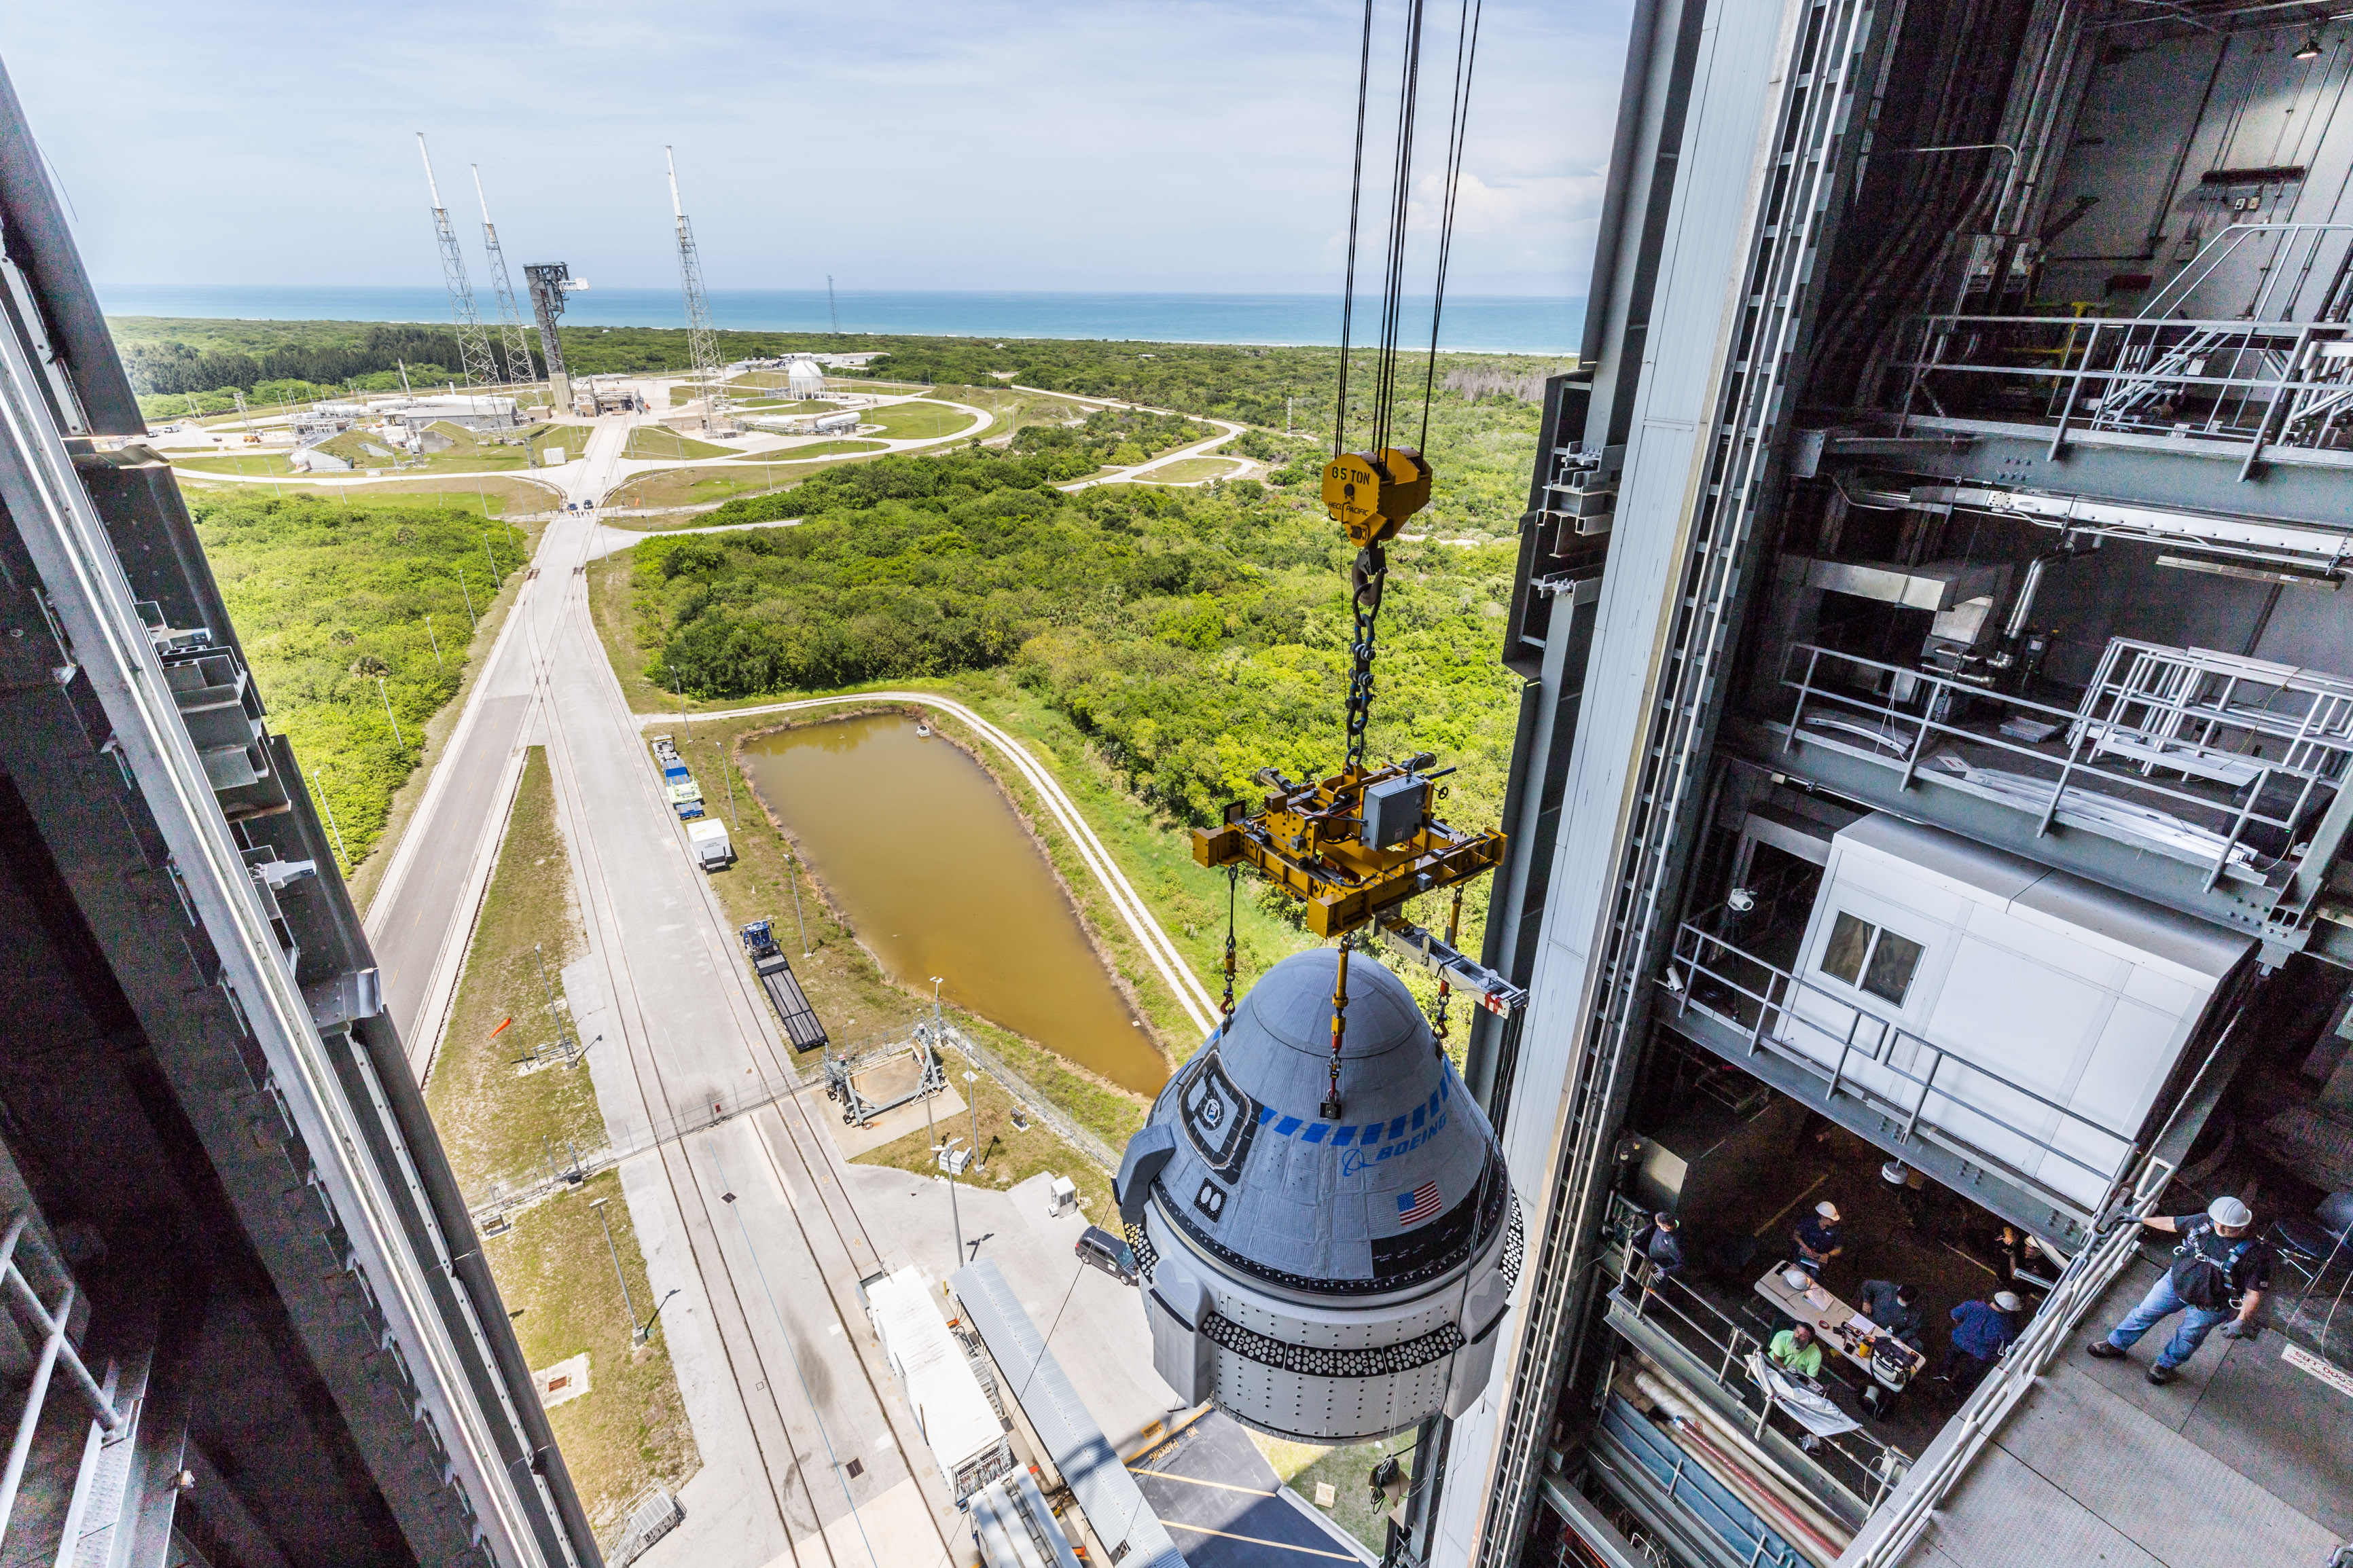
[2295,34,2324,60]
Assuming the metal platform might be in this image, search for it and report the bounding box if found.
[1894,1256,2349,1568]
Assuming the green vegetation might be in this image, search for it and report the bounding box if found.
[426,748,607,1199]
[624,426,736,461]
[605,466,791,512]
[489,1174,697,1539]
[111,319,480,400]
[194,492,527,870]
[1249,1429,1419,1556]
[177,473,559,517]
[616,434,1521,964]
[728,437,886,460]
[1116,455,1244,484]
[177,420,571,479]
[860,399,979,440]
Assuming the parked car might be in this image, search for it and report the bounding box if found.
[1075,1225,1138,1286]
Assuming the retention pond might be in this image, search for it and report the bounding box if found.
[739,712,1170,1095]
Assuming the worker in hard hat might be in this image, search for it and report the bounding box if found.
[1792,1200,1843,1276]
[2087,1196,2272,1385]
[1857,1278,1926,1351]
[1937,1291,2024,1393]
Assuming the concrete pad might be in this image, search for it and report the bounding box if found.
[828,1083,967,1160]
[533,1352,591,1410]
[811,1475,956,1568]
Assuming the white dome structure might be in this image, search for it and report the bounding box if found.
[785,356,826,399]
[1117,949,1520,1442]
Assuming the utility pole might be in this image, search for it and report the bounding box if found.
[590,1197,641,1341]
[787,850,810,955]
[415,134,500,390]
[532,942,569,1056]
[425,614,442,666]
[455,568,477,627]
[713,738,738,826]
[376,676,404,748]
[666,148,722,431]
[482,530,497,582]
[965,1069,982,1170]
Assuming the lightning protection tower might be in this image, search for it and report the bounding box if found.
[414,134,499,392]
[471,164,539,393]
[666,146,723,429]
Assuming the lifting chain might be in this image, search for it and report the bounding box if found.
[1221,864,1240,1034]
[1344,543,1388,774]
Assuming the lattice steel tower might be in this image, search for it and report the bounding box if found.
[470,164,538,390]
[414,134,499,391]
[525,263,577,413]
[666,146,722,429]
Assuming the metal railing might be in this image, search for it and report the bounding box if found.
[1887,224,2353,471]
[1665,923,2136,1216]
[1600,1195,1910,1518]
[0,1214,124,1553]
[1839,1152,2175,1566]
[1779,640,2347,886]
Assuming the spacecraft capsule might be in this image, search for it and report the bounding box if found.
[1117,949,1520,1442]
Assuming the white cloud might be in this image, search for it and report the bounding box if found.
[7,0,1632,297]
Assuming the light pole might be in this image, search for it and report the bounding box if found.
[425,614,443,668]
[312,767,348,867]
[713,737,738,826]
[591,1197,641,1341]
[376,676,404,748]
[786,850,810,955]
[913,1010,960,1269]
[965,1069,982,1172]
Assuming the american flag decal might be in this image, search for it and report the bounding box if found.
[1397,1181,1441,1226]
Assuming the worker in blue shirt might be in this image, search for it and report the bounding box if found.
[1937,1290,2023,1391]
[1792,1200,1843,1276]
[1642,1211,1687,1285]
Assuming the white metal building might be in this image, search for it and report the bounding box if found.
[866,1266,1015,1503]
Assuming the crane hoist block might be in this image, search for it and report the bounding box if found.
[1192,759,1506,939]
[1323,447,1433,547]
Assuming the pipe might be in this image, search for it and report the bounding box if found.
[2003,551,2054,641]
[1633,1368,1852,1552]
[1628,1370,1842,1567]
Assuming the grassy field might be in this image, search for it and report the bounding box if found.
[728,438,886,460]
[624,426,737,461]
[175,420,573,479]
[194,492,535,875]
[177,473,560,517]
[1249,1429,1418,1555]
[605,466,791,513]
[1124,455,1243,484]
[425,748,607,1200]
[487,1172,698,1545]
[859,400,977,440]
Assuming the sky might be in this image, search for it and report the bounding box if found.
[9,0,1630,299]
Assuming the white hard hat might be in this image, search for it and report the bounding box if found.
[1782,1267,1813,1290]
[2208,1196,2254,1230]
[1992,1291,2023,1312]
[1816,1201,1841,1221]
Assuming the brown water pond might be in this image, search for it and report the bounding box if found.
[739,712,1170,1095]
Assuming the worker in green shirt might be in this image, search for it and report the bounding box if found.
[1768,1322,1825,1381]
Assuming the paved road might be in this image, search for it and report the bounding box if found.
[370,692,528,1043]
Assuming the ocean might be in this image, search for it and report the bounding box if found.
[95,285,1583,356]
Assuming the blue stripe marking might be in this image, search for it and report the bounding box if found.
[1275,1116,1302,1136]
[1387,1116,1407,1140]
[1259,1107,1277,1126]
[1332,1125,1356,1147]
[1302,1123,1329,1144]
[1411,1106,1426,1131]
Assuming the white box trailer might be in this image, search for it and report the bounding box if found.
[1781,814,2252,1213]
[685,818,732,870]
[865,1267,1013,1503]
